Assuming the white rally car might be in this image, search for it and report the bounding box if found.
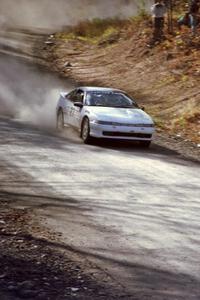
[56,87,155,147]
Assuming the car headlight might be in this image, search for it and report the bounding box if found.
[91,120,113,125]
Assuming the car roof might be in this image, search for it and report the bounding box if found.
[78,86,125,93]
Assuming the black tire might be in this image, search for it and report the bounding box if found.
[56,110,64,132]
[81,118,91,144]
[140,141,151,148]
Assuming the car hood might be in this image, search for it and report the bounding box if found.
[86,107,153,124]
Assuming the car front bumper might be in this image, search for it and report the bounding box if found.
[90,123,155,141]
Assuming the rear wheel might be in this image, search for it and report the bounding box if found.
[81,118,91,144]
[57,110,64,132]
[140,141,151,148]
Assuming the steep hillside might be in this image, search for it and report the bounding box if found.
[41,15,200,145]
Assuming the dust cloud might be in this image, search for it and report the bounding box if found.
[0,0,153,30]
[0,55,73,129]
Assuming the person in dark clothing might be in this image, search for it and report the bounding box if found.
[177,13,190,29]
[188,0,200,34]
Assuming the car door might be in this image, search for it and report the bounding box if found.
[71,89,84,128]
[63,90,77,126]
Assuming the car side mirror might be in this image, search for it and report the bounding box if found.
[74,102,83,108]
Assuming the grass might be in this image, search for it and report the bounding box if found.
[68,18,124,38]
[56,18,126,43]
[55,14,151,44]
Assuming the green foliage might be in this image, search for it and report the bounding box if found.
[56,17,128,44]
[56,9,150,44]
[68,18,125,39]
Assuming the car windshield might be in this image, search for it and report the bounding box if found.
[85,91,138,108]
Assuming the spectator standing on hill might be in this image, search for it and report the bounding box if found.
[189,0,200,35]
[151,0,167,42]
[177,4,190,30]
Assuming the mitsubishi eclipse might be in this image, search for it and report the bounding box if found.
[56,87,155,147]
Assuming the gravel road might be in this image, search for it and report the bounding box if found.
[0,54,200,300]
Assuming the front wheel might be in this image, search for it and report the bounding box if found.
[57,110,64,132]
[140,141,151,148]
[81,118,91,144]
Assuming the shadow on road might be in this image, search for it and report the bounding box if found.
[1,221,200,300]
[0,204,118,300]
[1,186,200,299]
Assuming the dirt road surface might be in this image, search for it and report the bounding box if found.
[0,53,200,299]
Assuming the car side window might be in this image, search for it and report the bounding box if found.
[66,89,84,103]
[76,89,84,103]
[67,90,77,102]
[71,89,84,103]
